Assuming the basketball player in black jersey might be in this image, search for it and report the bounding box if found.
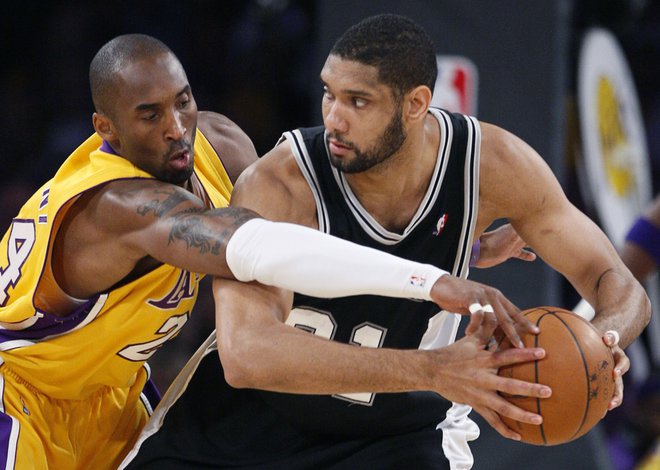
[124,14,650,469]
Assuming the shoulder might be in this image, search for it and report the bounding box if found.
[479,121,525,165]
[477,121,566,224]
[197,111,258,183]
[232,137,317,226]
[478,121,553,182]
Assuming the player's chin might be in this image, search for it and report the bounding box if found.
[163,165,195,185]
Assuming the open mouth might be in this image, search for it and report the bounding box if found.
[168,149,191,170]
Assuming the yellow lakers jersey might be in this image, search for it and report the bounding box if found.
[0,130,232,399]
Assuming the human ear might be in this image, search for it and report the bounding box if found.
[404,85,432,123]
[92,112,116,140]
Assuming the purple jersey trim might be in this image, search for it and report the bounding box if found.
[100,139,119,155]
[0,412,17,468]
[0,295,101,343]
[141,376,162,412]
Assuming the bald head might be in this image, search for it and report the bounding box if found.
[89,34,175,117]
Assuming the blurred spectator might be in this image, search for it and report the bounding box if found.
[602,194,660,470]
[622,195,660,282]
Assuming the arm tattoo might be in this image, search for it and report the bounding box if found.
[137,188,193,218]
[168,207,259,256]
[169,214,223,255]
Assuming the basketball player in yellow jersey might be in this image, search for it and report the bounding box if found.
[0,35,255,468]
[0,34,550,469]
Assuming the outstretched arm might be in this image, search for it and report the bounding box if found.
[226,140,541,347]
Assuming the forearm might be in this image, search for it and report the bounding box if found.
[160,211,446,301]
[214,278,433,394]
[220,323,430,394]
[225,218,446,300]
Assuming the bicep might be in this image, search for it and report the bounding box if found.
[481,124,622,298]
[517,201,622,299]
[229,143,317,227]
[99,179,207,252]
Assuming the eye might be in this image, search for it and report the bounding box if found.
[143,112,159,121]
[178,97,190,109]
[322,87,334,101]
[352,97,367,108]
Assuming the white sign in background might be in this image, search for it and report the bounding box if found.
[577,27,652,247]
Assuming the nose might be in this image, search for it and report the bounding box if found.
[165,111,186,141]
[324,101,348,134]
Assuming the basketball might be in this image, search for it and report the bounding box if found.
[496,306,615,446]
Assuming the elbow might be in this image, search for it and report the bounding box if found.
[217,333,265,389]
[221,359,252,389]
[641,290,652,329]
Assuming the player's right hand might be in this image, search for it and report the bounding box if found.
[430,311,551,440]
[429,275,539,348]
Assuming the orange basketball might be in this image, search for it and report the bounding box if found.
[496,306,615,446]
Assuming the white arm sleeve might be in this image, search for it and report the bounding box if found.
[226,218,448,301]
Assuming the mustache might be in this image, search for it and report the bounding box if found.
[166,140,192,155]
[327,133,354,148]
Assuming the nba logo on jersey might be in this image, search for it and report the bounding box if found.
[431,55,478,116]
[433,213,448,236]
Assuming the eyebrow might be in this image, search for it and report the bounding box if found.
[135,85,191,111]
[321,79,373,98]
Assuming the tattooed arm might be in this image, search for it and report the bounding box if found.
[52,178,258,305]
[52,164,528,319]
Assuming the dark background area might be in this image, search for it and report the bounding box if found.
[1,1,659,469]
[1,0,659,229]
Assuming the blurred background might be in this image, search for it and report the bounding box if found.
[1,1,659,469]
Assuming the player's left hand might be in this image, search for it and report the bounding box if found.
[602,330,628,410]
[475,223,536,269]
[430,275,539,348]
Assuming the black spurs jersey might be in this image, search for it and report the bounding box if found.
[257,108,480,437]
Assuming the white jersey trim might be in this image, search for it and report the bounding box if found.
[452,114,481,279]
[327,111,453,244]
[283,130,329,233]
[119,332,218,469]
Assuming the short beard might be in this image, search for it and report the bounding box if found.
[160,134,196,185]
[329,109,407,173]
[161,164,195,185]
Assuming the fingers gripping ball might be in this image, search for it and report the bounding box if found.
[496,307,615,445]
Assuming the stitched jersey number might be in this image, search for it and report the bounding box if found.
[0,220,36,307]
[286,307,386,406]
[118,313,189,361]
